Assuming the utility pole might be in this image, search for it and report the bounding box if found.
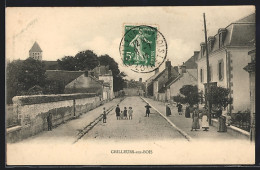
[203,13,212,125]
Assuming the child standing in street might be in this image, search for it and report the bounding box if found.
[102,107,107,123]
[120,111,124,120]
[123,107,128,120]
[128,107,133,120]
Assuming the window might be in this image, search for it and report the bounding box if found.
[218,60,224,81]
[200,68,204,83]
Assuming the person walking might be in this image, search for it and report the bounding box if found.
[185,105,191,118]
[166,103,171,117]
[47,112,52,131]
[128,107,133,120]
[102,107,107,123]
[201,106,209,131]
[123,107,128,120]
[115,104,120,120]
[145,104,151,117]
[191,105,200,131]
[177,103,183,115]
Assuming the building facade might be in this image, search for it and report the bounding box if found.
[196,13,255,113]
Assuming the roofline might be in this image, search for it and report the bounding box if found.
[196,45,255,62]
[234,12,255,23]
[207,22,254,42]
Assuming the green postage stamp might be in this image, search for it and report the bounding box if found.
[119,25,167,73]
[123,25,157,66]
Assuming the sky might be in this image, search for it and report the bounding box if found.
[6,6,255,81]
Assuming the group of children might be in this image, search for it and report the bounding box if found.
[102,105,134,123]
[115,105,133,120]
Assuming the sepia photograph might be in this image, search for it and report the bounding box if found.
[5,6,255,165]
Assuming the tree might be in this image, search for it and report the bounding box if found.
[75,50,99,70]
[6,58,46,103]
[57,50,99,71]
[173,85,200,106]
[205,86,233,110]
[57,56,76,71]
[173,95,186,104]
[99,54,120,76]
[6,60,23,104]
[17,58,46,94]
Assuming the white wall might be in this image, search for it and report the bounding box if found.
[230,48,252,112]
[196,47,253,113]
[170,70,197,97]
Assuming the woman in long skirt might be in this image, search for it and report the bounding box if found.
[166,103,171,117]
[185,105,191,118]
[201,107,209,131]
[191,106,200,131]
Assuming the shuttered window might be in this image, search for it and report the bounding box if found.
[200,68,204,83]
[218,60,224,81]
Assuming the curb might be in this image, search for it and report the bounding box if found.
[140,97,192,142]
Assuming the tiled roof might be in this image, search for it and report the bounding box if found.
[198,13,255,60]
[183,54,198,69]
[29,42,42,52]
[42,60,59,70]
[146,70,162,85]
[235,13,255,23]
[45,70,84,85]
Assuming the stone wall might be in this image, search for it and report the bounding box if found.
[6,93,102,143]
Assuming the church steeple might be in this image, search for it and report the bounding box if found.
[29,41,42,60]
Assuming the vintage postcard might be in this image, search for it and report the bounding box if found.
[5,6,255,165]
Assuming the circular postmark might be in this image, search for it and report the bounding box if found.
[119,25,167,73]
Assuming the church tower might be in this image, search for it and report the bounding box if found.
[29,41,42,60]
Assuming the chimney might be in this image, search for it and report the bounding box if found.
[155,68,159,75]
[180,63,186,74]
[218,28,227,48]
[193,51,200,61]
[200,42,206,58]
[165,60,171,79]
[208,36,215,52]
[139,78,142,82]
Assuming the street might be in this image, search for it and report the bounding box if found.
[6,96,254,165]
[81,96,186,141]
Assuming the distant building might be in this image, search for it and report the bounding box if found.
[196,13,255,113]
[145,60,179,101]
[160,52,199,101]
[45,65,114,100]
[123,79,145,96]
[92,65,114,99]
[29,41,42,61]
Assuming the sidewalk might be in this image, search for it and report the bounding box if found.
[142,97,249,141]
[7,98,122,145]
